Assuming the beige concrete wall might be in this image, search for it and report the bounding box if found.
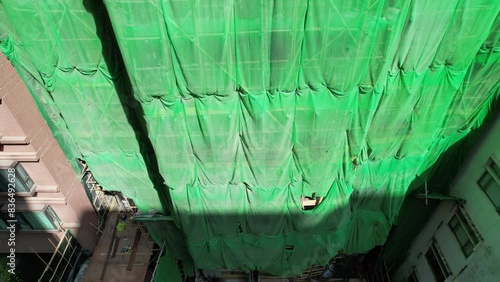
[393,115,500,281]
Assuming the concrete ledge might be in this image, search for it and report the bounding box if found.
[36,185,59,193]
[0,159,16,168]
[0,135,28,144]
[0,151,38,161]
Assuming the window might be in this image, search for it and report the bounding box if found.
[448,208,480,258]
[425,241,450,282]
[300,194,324,210]
[406,269,419,282]
[477,157,500,212]
[0,206,60,231]
[0,163,35,193]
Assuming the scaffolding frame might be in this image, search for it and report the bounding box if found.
[36,230,84,282]
[78,160,137,234]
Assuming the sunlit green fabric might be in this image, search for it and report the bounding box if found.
[1,0,499,276]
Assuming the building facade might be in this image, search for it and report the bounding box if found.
[392,115,500,282]
[0,53,98,253]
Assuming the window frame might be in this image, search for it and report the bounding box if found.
[0,206,61,231]
[448,207,481,258]
[0,163,36,196]
[477,156,500,213]
[15,163,35,190]
[406,268,419,282]
[425,240,451,282]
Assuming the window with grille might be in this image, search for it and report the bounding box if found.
[477,157,500,213]
[448,208,480,258]
[425,241,450,282]
[0,163,35,193]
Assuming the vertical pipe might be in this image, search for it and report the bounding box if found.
[127,227,142,271]
[111,237,120,258]
[100,214,120,280]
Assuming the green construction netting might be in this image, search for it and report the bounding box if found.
[154,250,183,282]
[1,0,499,277]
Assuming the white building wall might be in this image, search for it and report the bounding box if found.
[393,115,500,282]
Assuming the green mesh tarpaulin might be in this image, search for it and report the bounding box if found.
[154,250,182,282]
[1,0,499,277]
[0,0,165,211]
